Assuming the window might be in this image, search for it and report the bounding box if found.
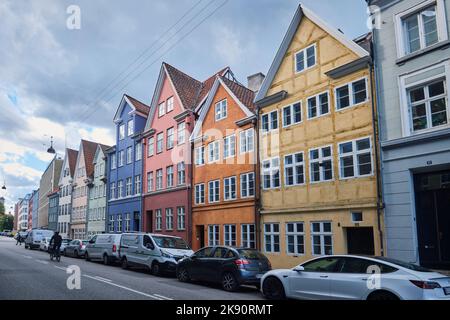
[311,222,333,255]
[177,162,185,185]
[240,172,255,198]
[177,122,185,145]
[264,223,280,253]
[261,110,278,133]
[156,169,163,190]
[223,135,235,159]
[351,212,363,223]
[134,175,141,195]
[166,96,174,112]
[339,137,373,178]
[148,137,154,157]
[224,225,236,246]
[117,214,122,232]
[147,171,153,192]
[127,119,134,136]
[408,80,448,132]
[167,127,174,149]
[283,102,302,127]
[126,177,132,196]
[224,176,237,201]
[125,213,131,232]
[117,180,123,198]
[241,224,255,249]
[155,209,162,231]
[195,184,205,204]
[308,92,329,119]
[165,208,173,230]
[208,225,220,246]
[262,157,280,189]
[119,124,125,140]
[177,207,185,230]
[336,78,368,110]
[295,43,316,73]
[239,129,254,153]
[215,99,227,121]
[286,222,304,255]
[166,166,174,188]
[118,150,124,167]
[208,180,220,203]
[284,152,305,186]
[303,257,340,272]
[135,143,142,161]
[157,133,163,153]
[310,146,333,182]
[208,141,220,163]
[195,146,205,166]
[126,147,132,164]
[109,215,114,232]
[158,101,165,117]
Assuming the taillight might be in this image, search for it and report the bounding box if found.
[112,244,116,253]
[235,259,250,268]
[410,280,441,289]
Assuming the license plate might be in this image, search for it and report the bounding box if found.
[444,287,450,295]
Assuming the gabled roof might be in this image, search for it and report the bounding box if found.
[79,140,110,178]
[190,76,256,141]
[67,148,79,178]
[255,3,370,103]
[113,94,150,123]
[93,143,111,164]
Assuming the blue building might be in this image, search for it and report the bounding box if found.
[107,94,150,233]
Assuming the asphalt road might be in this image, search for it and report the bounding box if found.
[0,237,263,300]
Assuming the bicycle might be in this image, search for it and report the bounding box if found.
[49,246,61,262]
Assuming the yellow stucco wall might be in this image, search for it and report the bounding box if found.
[259,16,383,268]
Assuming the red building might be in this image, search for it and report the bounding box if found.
[142,62,231,243]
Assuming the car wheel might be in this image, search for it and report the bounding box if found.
[262,277,286,300]
[151,262,161,276]
[177,267,190,282]
[121,257,129,270]
[367,291,399,301]
[103,254,109,266]
[85,252,90,261]
[222,272,239,292]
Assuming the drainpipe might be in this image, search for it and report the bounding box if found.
[254,109,261,251]
[188,112,195,247]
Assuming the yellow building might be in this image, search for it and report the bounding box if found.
[254,4,384,269]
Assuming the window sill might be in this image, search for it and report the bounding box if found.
[396,40,450,65]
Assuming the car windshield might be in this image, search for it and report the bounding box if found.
[376,257,432,272]
[152,236,190,250]
[237,249,266,260]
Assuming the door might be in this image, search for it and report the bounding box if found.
[134,212,140,232]
[189,247,215,280]
[346,228,375,255]
[206,247,229,282]
[289,257,339,300]
[146,211,153,233]
[195,225,205,249]
[415,170,450,269]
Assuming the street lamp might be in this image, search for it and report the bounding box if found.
[47,136,56,154]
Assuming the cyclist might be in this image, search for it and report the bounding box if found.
[49,231,62,260]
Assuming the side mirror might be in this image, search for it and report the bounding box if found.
[293,265,304,272]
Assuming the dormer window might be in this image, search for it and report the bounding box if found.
[295,43,316,73]
[127,119,134,136]
[215,99,227,121]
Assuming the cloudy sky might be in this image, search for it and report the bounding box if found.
[0,0,369,213]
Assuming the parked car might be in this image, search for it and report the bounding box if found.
[39,237,52,252]
[85,233,122,265]
[64,239,88,258]
[59,238,72,254]
[119,233,193,275]
[176,246,271,292]
[261,255,450,300]
[24,229,54,249]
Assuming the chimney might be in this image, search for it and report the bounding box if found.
[247,72,265,93]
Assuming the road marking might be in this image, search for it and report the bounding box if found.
[94,276,112,282]
[22,255,32,259]
[83,274,163,300]
[153,293,173,300]
[35,259,49,265]
[54,266,67,271]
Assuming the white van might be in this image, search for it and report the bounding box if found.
[25,229,54,250]
[119,233,193,276]
[85,233,122,265]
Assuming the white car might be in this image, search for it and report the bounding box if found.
[261,255,450,300]
[39,237,52,252]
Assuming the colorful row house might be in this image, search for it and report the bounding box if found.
[254,4,383,268]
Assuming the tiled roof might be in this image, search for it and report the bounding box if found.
[67,148,78,178]
[124,94,151,115]
[197,67,230,105]
[81,140,101,178]
[220,76,256,113]
[354,32,372,54]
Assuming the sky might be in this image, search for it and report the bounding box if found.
[0,0,369,213]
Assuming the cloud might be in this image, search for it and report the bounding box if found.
[213,25,245,65]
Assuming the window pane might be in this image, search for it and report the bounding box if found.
[353,80,367,104]
[341,156,354,177]
[320,93,329,115]
[404,14,420,53]
[358,153,372,175]
[283,106,291,126]
[296,51,305,72]
[356,138,370,151]
[306,46,316,67]
[429,81,445,97]
[340,142,353,154]
[337,86,350,109]
[410,87,425,103]
[422,7,438,47]
[293,103,302,123]
[308,97,317,118]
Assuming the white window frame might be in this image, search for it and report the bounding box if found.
[195,146,205,166]
[158,101,165,117]
[118,150,124,167]
[126,147,132,164]
[295,43,317,74]
[117,180,123,198]
[166,96,174,113]
[127,119,134,136]
[167,127,174,150]
[309,145,334,183]
[208,225,220,246]
[165,208,173,230]
[335,77,369,111]
[166,165,174,188]
[208,180,220,203]
[177,162,185,185]
[148,137,154,157]
[195,183,205,204]
[338,137,374,179]
[155,209,162,231]
[177,207,185,230]
[223,134,236,159]
[177,122,185,145]
[282,101,302,128]
[135,142,142,161]
[215,99,227,121]
[111,153,117,170]
[284,152,305,187]
[119,124,125,140]
[262,157,280,190]
[239,128,254,154]
[240,172,255,198]
[394,0,448,58]
[261,110,279,133]
[126,177,132,196]
[208,141,220,163]
[134,174,141,195]
[156,132,164,153]
[224,176,237,201]
[147,171,153,192]
[264,223,280,253]
[307,91,330,119]
[286,222,305,256]
[241,224,256,249]
[311,221,333,256]
[224,224,236,247]
[156,169,163,190]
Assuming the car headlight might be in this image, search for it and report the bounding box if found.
[160,250,173,259]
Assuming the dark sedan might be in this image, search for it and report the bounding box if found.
[176,246,271,291]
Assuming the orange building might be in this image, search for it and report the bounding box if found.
[190,75,258,250]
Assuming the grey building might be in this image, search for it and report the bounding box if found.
[369,0,450,269]
[38,156,63,229]
[47,190,59,231]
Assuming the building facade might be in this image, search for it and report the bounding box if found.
[370,0,450,269]
[71,140,102,239]
[47,190,59,231]
[254,4,383,268]
[31,189,39,229]
[190,75,258,250]
[87,144,109,237]
[38,156,63,229]
[57,148,78,238]
[107,95,149,233]
[18,194,31,231]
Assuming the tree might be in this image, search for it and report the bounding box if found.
[0,202,5,215]
[0,214,13,231]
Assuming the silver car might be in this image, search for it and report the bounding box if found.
[64,239,88,258]
[85,234,122,265]
[39,237,51,252]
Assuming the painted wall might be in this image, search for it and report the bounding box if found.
[38,158,63,228]
[71,147,88,239]
[58,151,74,238]
[87,147,107,236]
[31,190,39,229]
[47,193,59,231]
